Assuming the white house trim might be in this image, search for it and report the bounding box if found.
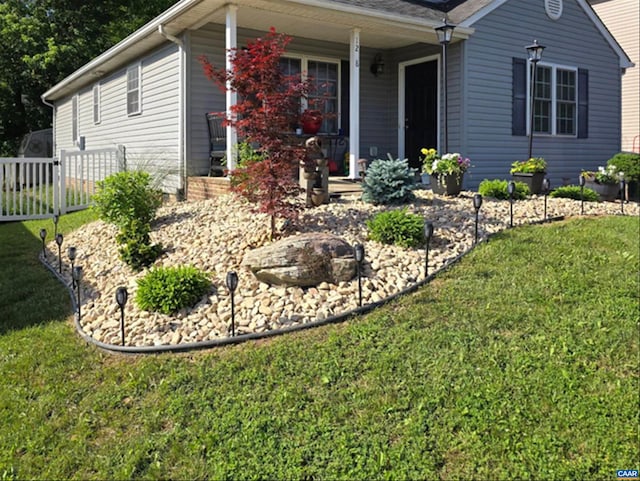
[348,28,360,180]
[225,4,238,170]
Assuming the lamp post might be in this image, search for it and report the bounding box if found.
[579,174,586,215]
[226,271,239,337]
[424,221,434,278]
[68,246,77,288]
[542,177,550,221]
[507,181,516,227]
[55,233,64,273]
[39,228,47,259]
[116,287,128,346]
[353,244,365,307]
[435,19,456,153]
[72,266,83,319]
[619,172,625,214]
[525,40,545,160]
[473,194,483,244]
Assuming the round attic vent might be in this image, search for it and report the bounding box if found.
[545,0,563,20]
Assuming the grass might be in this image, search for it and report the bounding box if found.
[0,213,638,480]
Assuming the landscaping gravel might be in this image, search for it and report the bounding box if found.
[47,190,638,347]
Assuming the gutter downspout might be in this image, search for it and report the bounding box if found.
[158,24,186,198]
[41,96,57,157]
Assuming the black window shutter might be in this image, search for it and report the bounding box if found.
[577,68,588,138]
[512,57,527,136]
[340,60,350,136]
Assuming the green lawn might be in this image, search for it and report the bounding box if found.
[0,213,638,480]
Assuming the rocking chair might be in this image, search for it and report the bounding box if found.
[206,113,227,176]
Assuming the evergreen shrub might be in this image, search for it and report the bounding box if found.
[550,185,599,202]
[362,155,417,205]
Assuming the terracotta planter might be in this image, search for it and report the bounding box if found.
[512,172,545,194]
[584,180,619,201]
[431,173,463,196]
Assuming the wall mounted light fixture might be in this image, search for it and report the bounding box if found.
[370,53,384,76]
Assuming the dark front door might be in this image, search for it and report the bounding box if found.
[405,60,438,170]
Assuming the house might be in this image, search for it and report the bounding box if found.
[588,0,639,153]
[42,0,633,198]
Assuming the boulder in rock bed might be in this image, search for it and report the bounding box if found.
[242,233,357,287]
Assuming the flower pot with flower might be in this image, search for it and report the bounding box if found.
[301,109,323,135]
[510,157,547,194]
[421,148,471,196]
[581,165,620,201]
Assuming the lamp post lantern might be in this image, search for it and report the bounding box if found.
[226,271,239,337]
[473,194,483,244]
[435,19,456,153]
[525,40,545,160]
[424,221,434,278]
[115,287,128,346]
[353,244,365,307]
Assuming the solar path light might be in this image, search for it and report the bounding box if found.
[424,221,434,278]
[579,174,586,215]
[353,244,365,307]
[55,233,64,273]
[68,246,77,288]
[39,228,47,259]
[507,181,516,227]
[72,266,83,320]
[619,172,625,214]
[542,177,550,221]
[116,287,128,346]
[473,194,483,245]
[226,271,239,337]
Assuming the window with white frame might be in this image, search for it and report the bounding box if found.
[72,94,78,142]
[92,84,101,124]
[280,56,340,133]
[531,63,577,136]
[126,63,141,115]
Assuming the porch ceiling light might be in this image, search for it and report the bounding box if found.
[525,40,546,63]
[435,19,456,45]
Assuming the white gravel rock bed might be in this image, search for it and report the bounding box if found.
[48,190,638,348]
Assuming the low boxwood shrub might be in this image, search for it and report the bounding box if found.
[478,179,530,200]
[362,155,416,205]
[550,185,599,202]
[367,209,425,248]
[136,266,211,315]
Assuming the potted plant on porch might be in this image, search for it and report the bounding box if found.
[421,148,471,196]
[581,165,620,201]
[510,157,546,194]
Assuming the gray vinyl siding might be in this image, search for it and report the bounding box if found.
[54,43,181,192]
[461,0,622,189]
[187,24,398,174]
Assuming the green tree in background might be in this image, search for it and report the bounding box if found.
[0,0,176,156]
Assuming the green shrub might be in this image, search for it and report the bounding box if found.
[478,179,530,200]
[362,155,416,205]
[367,209,425,248]
[116,220,162,271]
[550,185,599,202]
[606,152,640,181]
[136,266,211,315]
[93,171,162,229]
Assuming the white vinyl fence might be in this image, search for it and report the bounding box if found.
[1,146,124,222]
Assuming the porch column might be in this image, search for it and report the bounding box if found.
[348,28,360,180]
[225,4,238,170]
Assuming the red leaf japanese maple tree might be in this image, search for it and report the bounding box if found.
[199,28,315,239]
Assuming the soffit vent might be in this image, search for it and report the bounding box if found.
[545,0,563,20]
